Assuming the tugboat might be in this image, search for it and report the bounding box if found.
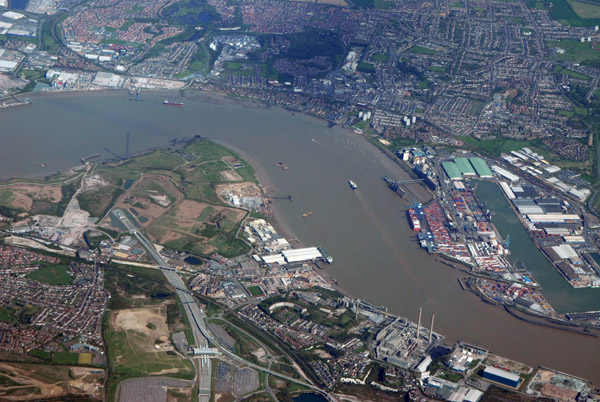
[348,180,358,190]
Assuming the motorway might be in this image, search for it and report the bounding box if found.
[114,208,334,401]
[114,209,212,400]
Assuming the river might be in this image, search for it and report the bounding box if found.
[1,90,599,383]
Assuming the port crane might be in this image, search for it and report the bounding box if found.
[504,235,511,249]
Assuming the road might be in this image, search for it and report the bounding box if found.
[114,209,213,400]
[115,208,335,400]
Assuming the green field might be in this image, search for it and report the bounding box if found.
[26,264,73,286]
[105,329,194,397]
[409,45,438,55]
[374,0,393,9]
[82,140,255,257]
[0,190,15,204]
[357,62,375,73]
[548,0,600,25]
[104,264,195,400]
[547,40,600,63]
[567,0,600,18]
[247,286,264,297]
[372,53,389,62]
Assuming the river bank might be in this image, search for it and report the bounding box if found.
[2,89,600,383]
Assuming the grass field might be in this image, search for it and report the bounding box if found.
[78,353,93,365]
[105,327,194,399]
[247,286,264,297]
[26,264,73,286]
[548,0,600,25]
[547,40,600,63]
[567,0,600,18]
[372,53,389,62]
[409,45,438,55]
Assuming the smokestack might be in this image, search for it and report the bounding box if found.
[429,313,435,343]
[416,308,422,339]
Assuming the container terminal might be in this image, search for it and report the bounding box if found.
[395,146,600,323]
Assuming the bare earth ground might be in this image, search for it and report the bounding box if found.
[149,200,245,248]
[486,354,533,374]
[0,73,26,92]
[216,182,263,200]
[109,174,183,228]
[0,362,103,401]
[221,170,243,181]
[81,174,110,192]
[2,184,63,211]
[111,305,170,342]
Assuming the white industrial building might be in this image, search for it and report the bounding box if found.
[282,247,322,263]
[491,165,519,182]
[527,214,580,223]
[551,244,578,259]
[259,254,286,265]
[0,60,18,71]
[93,72,124,88]
[498,182,515,200]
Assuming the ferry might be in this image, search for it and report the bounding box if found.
[407,208,421,231]
[163,100,184,106]
[348,180,358,190]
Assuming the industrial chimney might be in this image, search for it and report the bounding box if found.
[429,313,435,343]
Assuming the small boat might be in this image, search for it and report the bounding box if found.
[163,99,184,106]
[348,180,357,190]
[302,211,313,218]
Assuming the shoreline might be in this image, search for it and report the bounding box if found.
[4,87,600,384]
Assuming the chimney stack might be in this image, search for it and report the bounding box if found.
[429,313,435,343]
[416,307,422,339]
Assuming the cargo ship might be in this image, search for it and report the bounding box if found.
[348,180,358,190]
[407,208,421,231]
[163,100,184,106]
[383,176,406,198]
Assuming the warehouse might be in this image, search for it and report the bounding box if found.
[442,162,462,180]
[468,157,493,178]
[527,214,580,224]
[481,366,521,388]
[498,182,516,200]
[282,247,322,263]
[260,254,286,265]
[454,157,476,176]
[513,200,544,215]
[491,166,519,182]
[551,244,578,259]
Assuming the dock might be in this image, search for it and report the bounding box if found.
[81,153,100,164]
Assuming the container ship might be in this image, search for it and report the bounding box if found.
[348,180,358,190]
[407,208,421,231]
[383,176,406,197]
[163,99,184,106]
